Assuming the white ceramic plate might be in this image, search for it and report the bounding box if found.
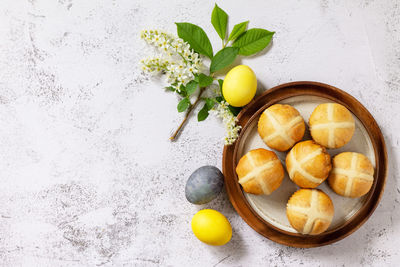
[235,95,375,233]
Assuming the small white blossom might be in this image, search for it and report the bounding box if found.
[140,29,203,91]
[212,101,242,145]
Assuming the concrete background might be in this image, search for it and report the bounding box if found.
[1,0,399,266]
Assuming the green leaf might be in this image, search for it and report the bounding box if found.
[210,47,239,73]
[205,98,215,110]
[186,80,198,96]
[228,105,242,116]
[198,98,215,121]
[228,21,249,42]
[218,79,224,89]
[211,4,228,40]
[177,97,190,112]
[197,104,209,121]
[218,79,224,99]
[176,22,213,58]
[177,84,187,97]
[215,96,223,103]
[232,28,274,56]
[198,73,213,87]
[165,86,175,92]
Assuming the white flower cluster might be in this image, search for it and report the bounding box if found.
[140,29,203,90]
[212,101,242,145]
[140,29,241,145]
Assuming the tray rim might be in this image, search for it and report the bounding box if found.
[222,81,388,248]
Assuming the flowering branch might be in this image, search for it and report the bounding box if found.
[139,4,274,144]
[139,28,245,145]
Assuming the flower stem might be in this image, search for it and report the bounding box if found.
[222,41,226,49]
[170,87,206,141]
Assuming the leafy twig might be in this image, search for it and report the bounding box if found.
[140,3,274,144]
[170,87,206,140]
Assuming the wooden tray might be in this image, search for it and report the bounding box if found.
[222,81,387,248]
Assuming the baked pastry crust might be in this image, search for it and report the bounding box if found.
[286,189,334,235]
[328,152,374,198]
[286,140,332,188]
[258,104,305,152]
[309,103,355,149]
[236,148,284,195]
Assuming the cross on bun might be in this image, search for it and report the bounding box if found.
[309,103,355,149]
[328,152,374,198]
[286,189,334,235]
[258,104,305,152]
[236,148,284,195]
[286,140,332,188]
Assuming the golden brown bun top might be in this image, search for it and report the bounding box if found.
[257,104,305,152]
[328,152,374,198]
[309,103,355,149]
[332,152,374,174]
[265,104,302,124]
[236,148,284,195]
[236,148,278,178]
[287,189,334,235]
[286,140,332,188]
[309,103,353,123]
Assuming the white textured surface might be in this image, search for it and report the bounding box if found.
[0,0,399,266]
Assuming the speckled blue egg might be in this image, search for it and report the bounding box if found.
[185,166,224,205]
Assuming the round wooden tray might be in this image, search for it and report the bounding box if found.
[222,81,387,248]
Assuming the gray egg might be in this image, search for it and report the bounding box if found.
[185,166,224,205]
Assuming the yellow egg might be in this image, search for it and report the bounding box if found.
[191,209,232,246]
[222,65,257,107]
